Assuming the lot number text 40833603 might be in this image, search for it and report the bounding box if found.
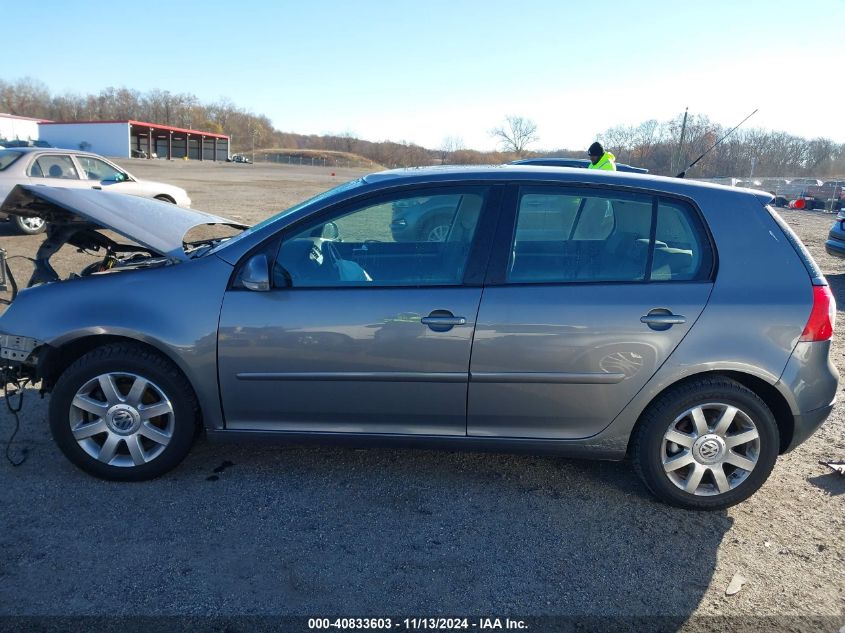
[307,618,528,630]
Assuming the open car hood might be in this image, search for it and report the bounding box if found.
[1,185,247,261]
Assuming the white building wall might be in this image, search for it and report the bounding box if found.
[38,122,129,157]
[0,115,40,142]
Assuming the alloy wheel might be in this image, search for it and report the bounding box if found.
[69,372,175,467]
[661,402,761,496]
[20,217,45,231]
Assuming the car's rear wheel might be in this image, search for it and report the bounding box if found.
[14,215,46,235]
[49,343,198,481]
[632,377,779,510]
[420,215,451,242]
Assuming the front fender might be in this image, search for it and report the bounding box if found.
[0,255,233,429]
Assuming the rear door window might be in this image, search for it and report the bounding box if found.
[28,155,79,179]
[506,186,712,283]
[652,199,713,281]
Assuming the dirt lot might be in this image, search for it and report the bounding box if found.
[0,160,842,628]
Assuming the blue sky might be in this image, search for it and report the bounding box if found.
[5,0,845,151]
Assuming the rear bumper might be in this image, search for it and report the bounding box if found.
[777,340,839,452]
[825,237,845,258]
[784,403,834,453]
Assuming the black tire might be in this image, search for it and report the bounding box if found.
[632,376,779,510]
[14,215,46,235]
[773,196,788,208]
[49,343,199,481]
[154,195,176,204]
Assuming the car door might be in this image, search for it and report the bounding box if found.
[27,153,87,189]
[468,184,715,439]
[74,155,137,194]
[217,184,500,435]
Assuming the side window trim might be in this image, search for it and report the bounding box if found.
[644,197,658,281]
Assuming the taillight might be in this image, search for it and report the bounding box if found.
[800,285,836,342]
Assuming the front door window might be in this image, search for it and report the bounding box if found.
[273,188,487,288]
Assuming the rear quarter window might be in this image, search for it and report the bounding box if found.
[0,150,23,171]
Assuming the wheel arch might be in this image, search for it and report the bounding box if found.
[625,370,795,455]
[37,334,205,431]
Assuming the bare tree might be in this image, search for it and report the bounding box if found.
[490,116,539,155]
[439,135,465,163]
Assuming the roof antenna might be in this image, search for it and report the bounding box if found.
[676,109,758,178]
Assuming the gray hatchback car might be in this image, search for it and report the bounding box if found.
[0,166,837,510]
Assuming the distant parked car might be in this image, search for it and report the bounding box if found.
[229,154,251,164]
[806,180,845,211]
[826,213,845,258]
[0,166,837,510]
[0,148,191,234]
[0,139,51,149]
[773,178,824,207]
[509,157,649,174]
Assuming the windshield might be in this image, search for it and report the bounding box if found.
[208,177,366,254]
[0,150,23,171]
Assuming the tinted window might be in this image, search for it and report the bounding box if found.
[273,188,487,288]
[509,187,652,283]
[652,199,712,281]
[29,155,78,179]
[507,188,712,284]
[0,150,23,171]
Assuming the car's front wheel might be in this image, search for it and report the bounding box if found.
[632,377,779,510]
[14,215,46,235]
[49,343,199,481]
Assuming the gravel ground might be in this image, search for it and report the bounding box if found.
[0,161,841,630]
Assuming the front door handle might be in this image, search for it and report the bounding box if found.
[641,310,686,331]
[421,310,466,332]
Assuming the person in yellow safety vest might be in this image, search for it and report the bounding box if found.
[587,142,616,171]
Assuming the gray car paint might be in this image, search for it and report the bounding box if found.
[468,283,712,439]
[0,166,837,459]
[0,257,234,430]
[218,287,482,434]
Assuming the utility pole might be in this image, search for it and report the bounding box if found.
[673,108,689,175]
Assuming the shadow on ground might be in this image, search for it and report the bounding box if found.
[0,387,731,620]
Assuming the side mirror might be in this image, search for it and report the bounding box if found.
[322,221,339,240]
[310,221,339,240]
[241,253,270,291]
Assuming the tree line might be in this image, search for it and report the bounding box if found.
[2,78,842,176]
[596,114,845,178]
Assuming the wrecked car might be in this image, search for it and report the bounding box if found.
[0,165,838,510]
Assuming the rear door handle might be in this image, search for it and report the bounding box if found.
[640,314,686,325]
[641,310,686,331]
[421,310,466,332]
[421,316,467,326]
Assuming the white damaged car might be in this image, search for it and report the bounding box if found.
[0,148,191,234]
